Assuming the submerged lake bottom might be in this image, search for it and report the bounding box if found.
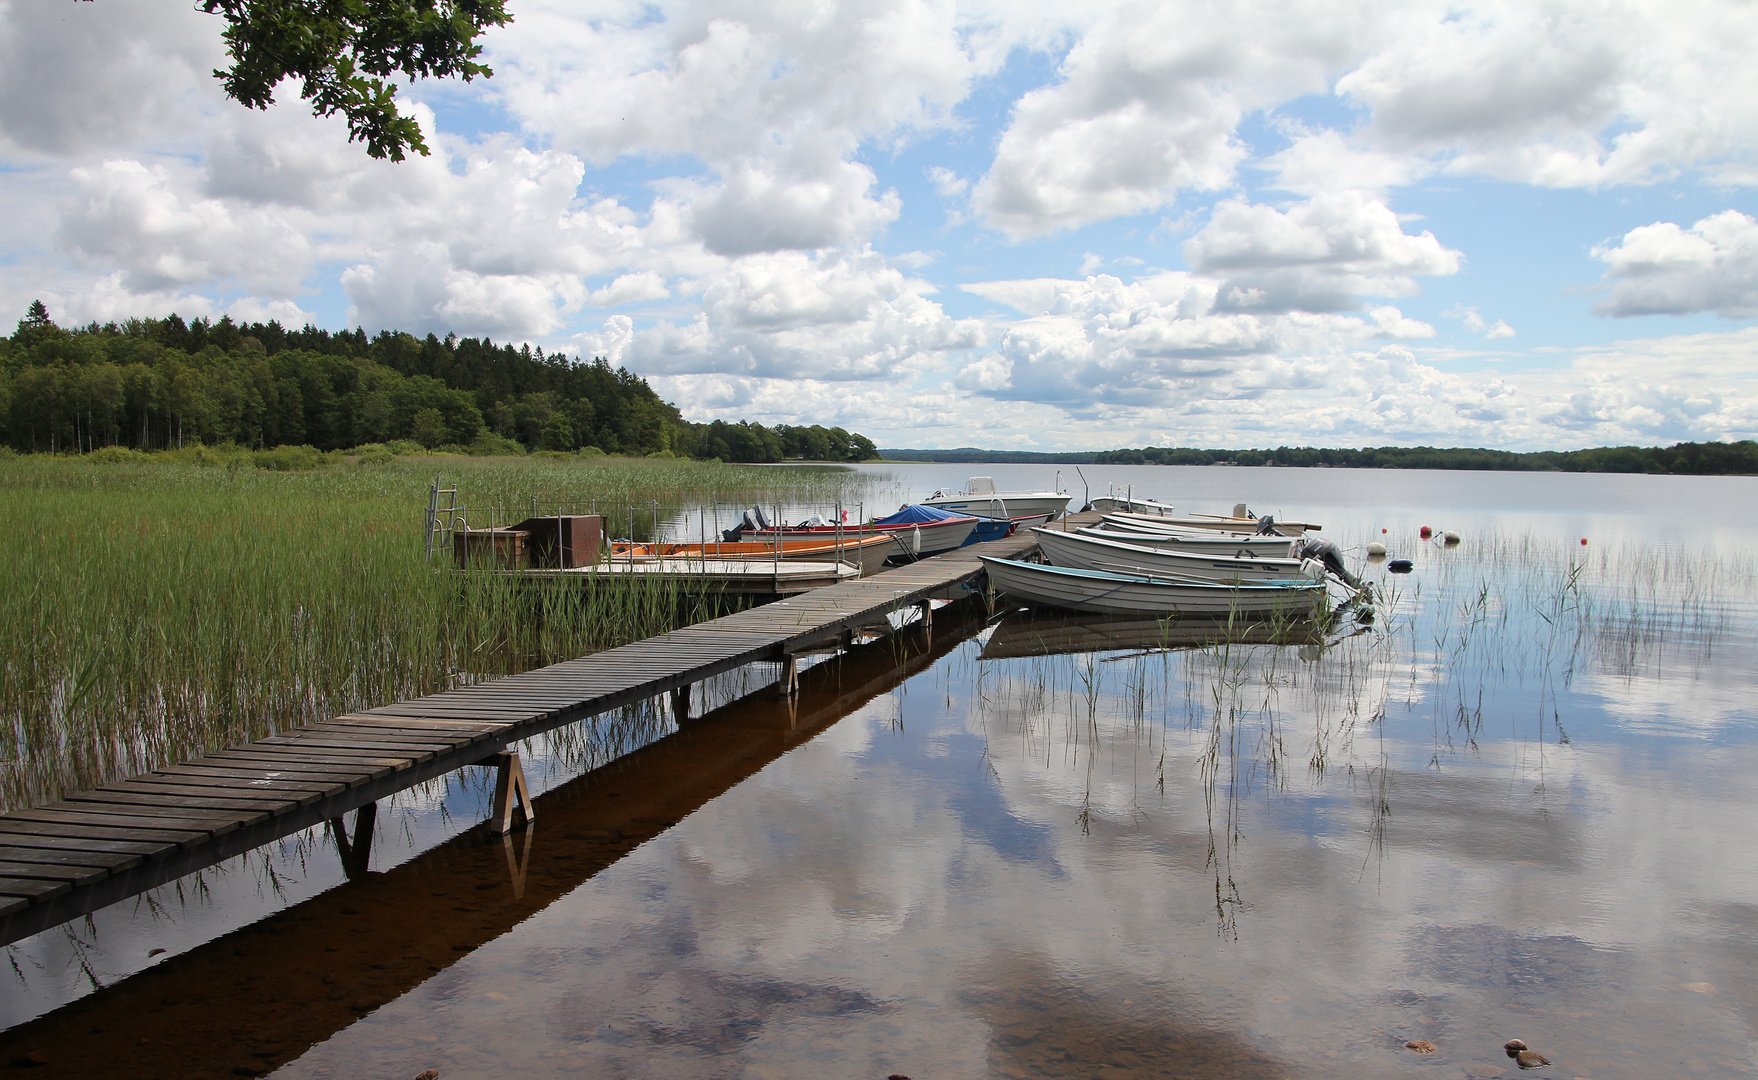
[3,529,1757,1079]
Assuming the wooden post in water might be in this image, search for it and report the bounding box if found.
[779,654,799,697]
[481,751,534,834]
[670,683,691,722]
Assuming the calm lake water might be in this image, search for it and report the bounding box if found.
[2,465,1756,1080]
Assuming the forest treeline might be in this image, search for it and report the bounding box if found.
[0,304,878,463]
[1095,442,1758,475]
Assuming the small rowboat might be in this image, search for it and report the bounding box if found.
[979,556,1329,616]
[1033,527,1320,584]
[611,534,896,577]
[736,504,978,561]
[1073,526,1298,557]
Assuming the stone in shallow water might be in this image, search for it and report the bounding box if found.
[1405,1039,1438,1054]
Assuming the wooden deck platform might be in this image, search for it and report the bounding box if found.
[513,555,863,594]
[0,515,1097,946]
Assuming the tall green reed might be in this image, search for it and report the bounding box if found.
[0,455,876,811]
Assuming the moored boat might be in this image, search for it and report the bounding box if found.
[1087,490,1178,516]
[732,503,978,561]
[1073,526,1299,556]
[1101,510,1320,537]
[1033,527,1320,584]
[979,556,1329,616]
[921,476,1070,520]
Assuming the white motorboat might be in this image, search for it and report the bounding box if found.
[980,556,1329,616]
[1034,528,1321,584]
[1101,511,1319,537]
[1086,487,1177,516]
[921,476,1070,520]
[1075,526,1299,556]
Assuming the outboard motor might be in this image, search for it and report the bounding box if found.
[1296,537,1368,594]
[1255,514,1279,536]
[721,505,771,542]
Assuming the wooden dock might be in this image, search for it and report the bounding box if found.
[0,517,1093,946]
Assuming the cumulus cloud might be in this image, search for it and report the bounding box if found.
[1185,193,1460,313]
[971,1,1397,237]
[487,0,982,254]
[1593,210,1758,318]
[0,0,218,156]
[1337,1,1758,187]
[955,271,1440,410]
[603,247,985,381]
[1444,304,1517,339]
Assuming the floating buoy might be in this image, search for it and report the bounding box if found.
[1366,541,1388,557]
[1419,525,1432,539]
[1381,527,1388,534]
[1580,537,1588,545]
[1388,558,1414,573]
[1442,530,1460,545]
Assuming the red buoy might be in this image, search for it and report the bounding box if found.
[1581,537,1588,545]
[1419,525,1432,539]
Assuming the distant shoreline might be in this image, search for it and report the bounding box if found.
[878,441,1758,476]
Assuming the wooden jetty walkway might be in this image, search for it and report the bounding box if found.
[0,515,1096,946]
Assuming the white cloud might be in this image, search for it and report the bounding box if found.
[0,0,218,157]
[1444,304,1517,339]
[1185,193,1460,313]
[1593,210,1758,319]
[1337,1,1758,188]
[615,247,984,381]
[588,272,670,308]
[57,159,314,296]
[685,160,901,255]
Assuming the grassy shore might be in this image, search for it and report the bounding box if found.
[0,452,871,811]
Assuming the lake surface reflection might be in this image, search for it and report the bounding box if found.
[3,469,1757,1079]
[278,529,1752,1078]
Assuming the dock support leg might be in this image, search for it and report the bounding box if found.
[485,750,534,835]
[918,599,934,630]
[670,683,691,722]
[779,654,799,698]
[329,801,377,880]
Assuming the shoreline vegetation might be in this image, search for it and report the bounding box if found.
[0,454,870,812]
[0,304,878,465]
[881,441,1758,475]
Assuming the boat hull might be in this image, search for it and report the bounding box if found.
[744,516,976,560]
[1034,528,1317,584]
[1102,511,1318,536]
[1073,526,1298,557]
[980,556,1328,615]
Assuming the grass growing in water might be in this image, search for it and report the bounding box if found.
[0,453,875,811]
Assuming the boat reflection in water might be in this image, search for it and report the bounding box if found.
[979,607,1326,661]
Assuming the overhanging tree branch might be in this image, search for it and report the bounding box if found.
[198,0,512,161]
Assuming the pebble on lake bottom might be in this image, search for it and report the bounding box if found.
[414,1070,440,1080]
[1405,1040,1438,1054]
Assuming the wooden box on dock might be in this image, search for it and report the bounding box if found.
[513,515,605,568]
[454,527,530,569]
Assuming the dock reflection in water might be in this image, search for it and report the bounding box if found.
[4,534,1758,1080]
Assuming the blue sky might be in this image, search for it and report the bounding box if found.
[2,0,1756,451]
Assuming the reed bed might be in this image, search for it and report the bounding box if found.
[0,454,875,811]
